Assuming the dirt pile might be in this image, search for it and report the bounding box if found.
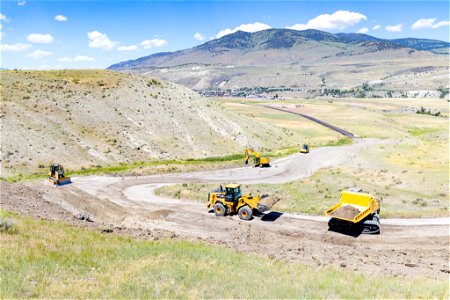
[330,205,361,220]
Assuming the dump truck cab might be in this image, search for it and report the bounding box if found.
[207,184,264,221]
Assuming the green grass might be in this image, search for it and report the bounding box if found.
[0,146,302,183]
[321,137,353,147]
[1,211,447,299]
[407,127,439,136]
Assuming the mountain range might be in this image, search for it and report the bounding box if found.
[108,29,449,95]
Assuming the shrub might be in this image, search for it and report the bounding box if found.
[0,218,17,234]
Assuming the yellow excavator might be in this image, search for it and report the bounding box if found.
[48,164,71,185]
[244,147,270,167]
[207,184,267,220]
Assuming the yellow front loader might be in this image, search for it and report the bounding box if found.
[207,184,266,220]
[244,147,270,168]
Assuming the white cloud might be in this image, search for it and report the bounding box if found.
[88,31,117,50]
[357,27,369,34]
[18,0,26,6]
[0,43,31,51]
[58,55,95,62]
[27,33,54,43]
[286,10,367,31]
[216,22,271,38]
[140,38,167,49]
[74,55,95,61]
[27,49,53,59]
[372,24,381,30]
[55,15,68,22]
[385,24,403,32]
[117,45,138,51]
[193,32,205,41]
[0,13,9,23]
[411,18,450,29]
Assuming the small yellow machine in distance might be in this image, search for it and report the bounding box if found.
[48,164,71,185]
[244,147,270,167]
[207,184,266,220]
[300,144,309,154]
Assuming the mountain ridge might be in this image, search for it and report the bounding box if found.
[108,28,449,70]
[107,28,449,94]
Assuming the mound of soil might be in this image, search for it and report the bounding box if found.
[330,205,361,220]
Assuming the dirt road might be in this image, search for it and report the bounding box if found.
[2,138,448,279]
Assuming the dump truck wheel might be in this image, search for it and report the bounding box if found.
[214,203,226,217]
[238,206,252,221]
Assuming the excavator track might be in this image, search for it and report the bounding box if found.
[328,214,380,235]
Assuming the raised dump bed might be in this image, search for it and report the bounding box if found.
[325,190,381,234]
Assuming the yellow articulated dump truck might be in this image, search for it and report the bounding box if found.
[325,188,381,234]
[207,184,267,220]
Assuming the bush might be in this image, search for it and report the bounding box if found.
[0,218,17,234]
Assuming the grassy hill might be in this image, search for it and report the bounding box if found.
[1,70,340,178]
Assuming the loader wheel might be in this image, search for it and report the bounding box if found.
[238,206,252,221]
[214,203,226,217]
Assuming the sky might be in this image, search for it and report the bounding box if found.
[0,0,449,70]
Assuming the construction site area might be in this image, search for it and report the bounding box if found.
[1,69,449,298]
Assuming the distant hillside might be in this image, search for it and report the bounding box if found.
[390,38,450,52]
[107,29,449,94]
[0,70,303,177]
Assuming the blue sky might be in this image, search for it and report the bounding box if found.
[1,0,449,69]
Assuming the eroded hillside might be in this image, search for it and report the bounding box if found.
[0,70,303,177]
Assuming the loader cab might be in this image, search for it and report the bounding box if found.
[224,184,242,203]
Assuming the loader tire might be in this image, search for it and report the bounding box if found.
[238,206,252,221]
[214,203,226,217]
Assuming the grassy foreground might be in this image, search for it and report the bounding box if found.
[1,212,448,298]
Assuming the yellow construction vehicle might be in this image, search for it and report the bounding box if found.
[207,184,266,220]
[48,164,71,185]
[300,144,309,154]
[244,147,270,167]
[325,188,381,234]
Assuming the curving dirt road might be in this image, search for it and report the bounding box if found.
[31,137,449,279]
